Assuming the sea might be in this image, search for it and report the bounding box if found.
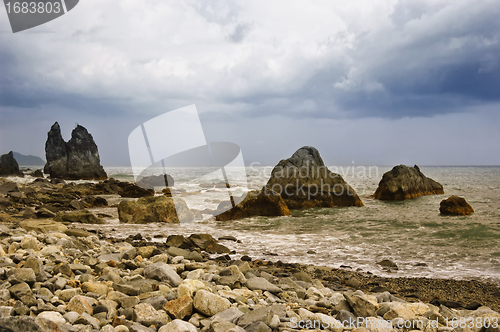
[16,165,500,284]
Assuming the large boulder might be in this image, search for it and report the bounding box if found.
[440,195,474,215]
[0,151,23,177]
[118,196,194,223]
[264,146,363,209]
[215,190,291,221]
[374,165,444,200]
[136,174,175,189]
[44,122,107,180]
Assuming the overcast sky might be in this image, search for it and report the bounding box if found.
[1,0,499,166]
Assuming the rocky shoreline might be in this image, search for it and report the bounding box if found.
[1,220,499,332]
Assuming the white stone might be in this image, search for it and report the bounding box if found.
[193,290,231,316]
[178,279,206,298]
[38,311,66,326]
[159,319,197,332]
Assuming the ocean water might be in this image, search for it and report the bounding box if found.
[83,166,500,284]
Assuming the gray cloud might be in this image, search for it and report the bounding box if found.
[1,0,499,165]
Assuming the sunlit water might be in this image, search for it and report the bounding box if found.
[38,165,500,284]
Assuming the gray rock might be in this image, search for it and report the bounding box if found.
[24,256,47,282]
[63,311,80,324]
[211,307,244,324]
[143,262,182,286]
[166,247,203,262]
[246,277,282,293]
[129,322,156,332]
[118,296,140,309]
[237,306,271,327]
[142,296,168,311]
[344,290,379,318]
[244,321,272,332]
[336,310,357,326]
[0,316,50,332]
[73,312,100,329]
[44,122,107,180]
[264,146,363,208]
[374,164,444,200]
[8,268,36,285]
[0,151,23,177]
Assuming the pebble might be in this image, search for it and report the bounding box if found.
[0,211,498,332]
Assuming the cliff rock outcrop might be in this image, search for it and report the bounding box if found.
[264,146,363,209]
[44,122,107,180]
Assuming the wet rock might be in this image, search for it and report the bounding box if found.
[0,151,23,177]
[374,164,444,200]
[166,247,203,262]
[118,182,154,198]
[440,195,474,215]
[215,190,291,221]
[377,259,398,269]
[44,122,107,180]
[54,209,105,224]
[193,290,230,316]
[264,146,363,209]
[118,196,194,224]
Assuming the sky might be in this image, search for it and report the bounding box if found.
[0,0,499,166]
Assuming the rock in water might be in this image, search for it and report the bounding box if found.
[118,196,194,223]
[440,195,474,215]
[264,146,363,209]
[44,122,107,180]
[0,151,23,177]
[215,190,291,221]
[374,165,444,200]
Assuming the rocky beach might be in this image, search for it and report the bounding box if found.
[1,217,500,332]
[0,125,499,332]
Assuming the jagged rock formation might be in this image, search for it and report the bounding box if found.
[215,190,291,221]
[44,122,107,180]
[0,151,23,177]
[264,146,364,209]
[440,195,474,215]
[374,165,444,200]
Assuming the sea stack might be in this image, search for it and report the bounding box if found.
[44,122,107,180]
[264,146,364,209]
[0,151,23,177]
[440,195,474,215]
[374,164,444,200]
